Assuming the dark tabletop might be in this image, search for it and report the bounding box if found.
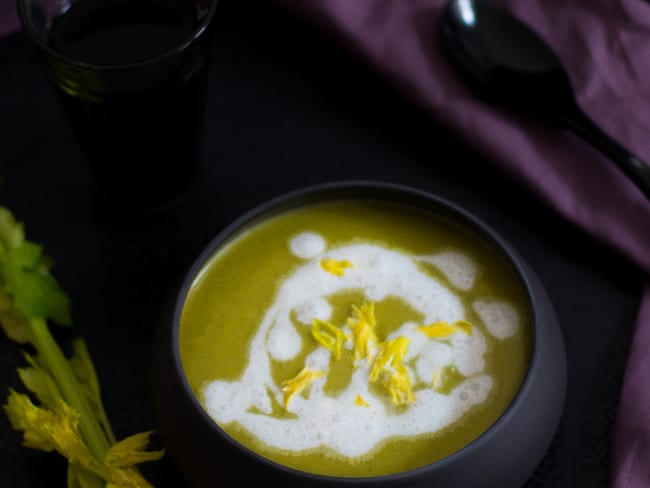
[0,0,645,486]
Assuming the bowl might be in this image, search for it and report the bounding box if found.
[151,181,566,487]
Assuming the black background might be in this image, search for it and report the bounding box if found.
[0,0,644,486]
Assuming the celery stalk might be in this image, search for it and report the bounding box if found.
[29,317,110,462]
[0,207,164,487]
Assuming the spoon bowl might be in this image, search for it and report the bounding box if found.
[441,0,650,199]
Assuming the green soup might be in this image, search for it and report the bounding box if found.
[180,199,532,477]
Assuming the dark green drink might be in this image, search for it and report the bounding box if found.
[19,0,217,214]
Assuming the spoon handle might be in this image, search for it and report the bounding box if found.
[559,105,650,200]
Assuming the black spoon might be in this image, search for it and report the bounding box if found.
[441,0,650,200]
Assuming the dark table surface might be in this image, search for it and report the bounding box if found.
[0,0,645,486]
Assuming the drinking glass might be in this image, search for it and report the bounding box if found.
[18,0,219,215]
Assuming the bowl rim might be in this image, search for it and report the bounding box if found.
[167,179,548,483]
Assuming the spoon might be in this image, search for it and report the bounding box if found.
[441,0,650,200]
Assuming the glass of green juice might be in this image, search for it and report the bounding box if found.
[151,181,567,487]
[18,0,219,215]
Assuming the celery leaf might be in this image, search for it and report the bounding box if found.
[0,207,71,326]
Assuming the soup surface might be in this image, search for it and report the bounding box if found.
[180,199,532,476]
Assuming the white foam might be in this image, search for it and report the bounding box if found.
[418,251,477,291]
[203,235,495,459]
[473,300,519,339]
[206,373,493,458]
[305,347,330,371]
[294,297,332,324]
[266,316,302,361]
[290,232,326,259]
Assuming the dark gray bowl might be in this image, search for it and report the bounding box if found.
[151,181,566,488]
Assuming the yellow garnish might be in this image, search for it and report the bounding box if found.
[369,336,410,382]
[306,303,420,407]
[354,394,370,407]
[281,368,324,408]
[455,320,473,335]
[312,318,347,359]
[320,258,355,276]
[418,320,473,339]
[417,321,456,338]
[347,302,378,364]
[382,364,415,406]
[368,337,414,406]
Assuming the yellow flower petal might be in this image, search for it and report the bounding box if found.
[320,258,354,277]
[369,336,409,383]
[312,318,347,359]
[350,302,375,327]
[354,394,370,407]
[454,320,473,335]
[281,368,324,408]
[347,302,378,364]
[417,321,456,339]
[382,364,415,406]
[368,337,415,406]
[418,320,473,339]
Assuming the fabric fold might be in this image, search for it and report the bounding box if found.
[611,284,650,488]
[0,0,19,38]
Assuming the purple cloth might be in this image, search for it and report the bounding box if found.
[0,0,19,38]
[274,0,650,486]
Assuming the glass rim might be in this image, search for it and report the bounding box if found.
[17,0,220,71]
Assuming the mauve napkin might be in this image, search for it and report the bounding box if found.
[0,0,19,38]
[275,0,650,486]
[2,0,650,485]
